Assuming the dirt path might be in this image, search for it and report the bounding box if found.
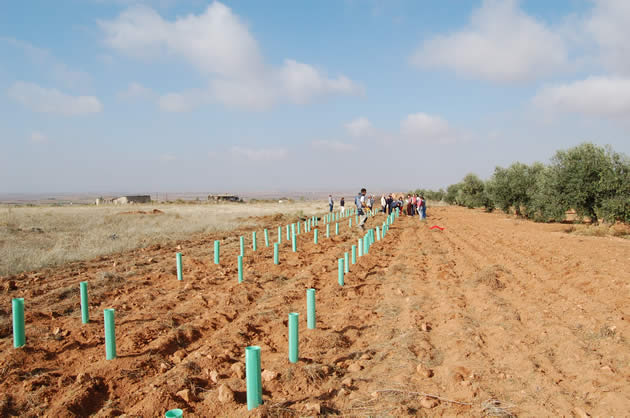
[1,207,629,417]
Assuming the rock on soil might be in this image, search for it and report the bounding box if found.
[230,362,245,379]
[217,384,234,403]
[347,363,362,372]
[416,365,434,378]
[208,369,219,383]
[261,370,278,382]
[176,388,195,403]
[420,397,440,409]
[304,402,321,414]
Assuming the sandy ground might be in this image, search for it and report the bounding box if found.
[1,206,629,417]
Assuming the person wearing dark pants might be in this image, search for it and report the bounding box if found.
[355,188,368,230]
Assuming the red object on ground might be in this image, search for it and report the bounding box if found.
[430,225,444,231]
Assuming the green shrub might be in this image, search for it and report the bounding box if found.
[444,143,629,224]
[487,162,544,216]
[445,183,460,204]
[455,174,493,210]
[598,149,630,223]
[531,143,611,223]
[409,188,446,202]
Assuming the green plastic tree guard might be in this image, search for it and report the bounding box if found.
[349,218,352,227]
[165,409,183,418]
[344,252,349,273]
[314,228,318,244]
[352,245,357,264]
[297,222,301,235]
[176,252,183,281]
[278,226,282,244]
[264,229,269,247]
[286,225,290,241]
[358,239,363,257]
[104,308,116,360]
[326,223,330,238]
[338,258,344,286]
[240,236,245,256]
[288,312,299,363]
[80,281,89,324]
[238,255,244,283]
[214,240,220,264]
[12,298,25,348]
[292,233,297,252]
[252,231,257,251]
[246,346,262,410]
[274,243,279,265]
[335,223,339,235]
[307,289,316,329]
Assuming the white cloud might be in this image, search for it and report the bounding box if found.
[211,78,276,110]
[8,82,103,115]
[411,0,567,83]
[0,37,91,90]
[585,0,630,75]
[400,113,456,144]
[279,60,364,104]
[533,76,630,119]
[100,3,265,78]
[158,89,208,112]
[345,117,374,137]
[117,82,155,100]
[311,140,357,152]
[230,146,288,161]
[30,131,48,144]
[100,2,362,110]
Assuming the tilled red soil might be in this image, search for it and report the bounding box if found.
[1,207,629,417]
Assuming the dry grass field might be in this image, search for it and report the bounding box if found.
[0,201,326,276]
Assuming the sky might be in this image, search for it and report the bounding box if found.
[1,0,630,194]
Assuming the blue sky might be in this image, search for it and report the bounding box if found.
[1,0,629,194]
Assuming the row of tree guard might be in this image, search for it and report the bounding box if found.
[9,205,400,415]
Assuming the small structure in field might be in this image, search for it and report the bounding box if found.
[113,195,151,205]
[208,194,243,203]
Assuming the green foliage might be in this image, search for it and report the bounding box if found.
[409,188,446,201]
[445,183,460,204]
[455,174,494,210]
[552,143,610,222]
[598,150,630,223]
[446,142,630,224]
[527,165,567,222]
[487,162,544,215]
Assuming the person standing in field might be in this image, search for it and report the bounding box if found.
[419,195,427,219]
[411,194,417,216]
[380,195,386,213]
[339,197,345,214]
[329,195,334,213]
[355,188,368,230]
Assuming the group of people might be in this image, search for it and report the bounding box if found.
[329,194,375,213]
[380,193,426,219]
[328,191,427,223]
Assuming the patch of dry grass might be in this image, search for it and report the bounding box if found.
[0,201,325,276]
[565,223,630,239]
